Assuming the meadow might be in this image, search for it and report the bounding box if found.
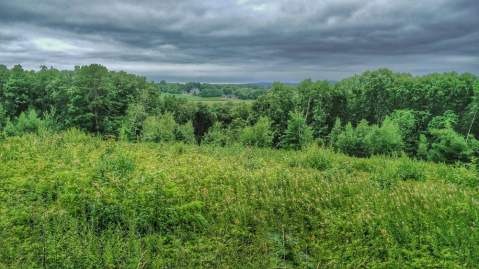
[165,93,254,105]
[1,130,478,268]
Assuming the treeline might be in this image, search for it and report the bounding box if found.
[158,80,267,99]
[1,64,478,164]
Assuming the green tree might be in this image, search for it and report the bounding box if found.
[427,128,473,163]
[202,122,231,146]
[119,103,147,141]
[280,112,313,150]
[3,109,46,136]
[335,120,371,157]
[176,121,196,144]
[328,118,342,147]
[3,65,33,117]
[240,116,273,147]
[67,64,114,133]
[142,112,177,143]
[366,117,404,156]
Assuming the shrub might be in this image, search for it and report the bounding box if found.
[303,149,332,171]
[202,122,232,146]
[240,116,273,147]
[366,117,403,156]
[395,156,425,181]
[427,128,473,163]
[328,117,342,147]
[417,134,429,160]
[389,109,418,154]
[176,120,196,144]
[335,118,404,157]
[280,112,313,150]
[142,112,177,143]
[335,120,371,157]
[428,110,458,130]
[3,109,47,136]
[119,103,147,141]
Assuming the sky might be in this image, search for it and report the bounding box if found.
[0,0,478,83]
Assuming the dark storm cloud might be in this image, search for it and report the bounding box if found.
[0,0,477,82]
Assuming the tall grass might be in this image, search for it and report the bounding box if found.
[0,131,478,268]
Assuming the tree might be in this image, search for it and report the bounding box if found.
[3,109,46,136]
[280,112,313,150]
[366,117,404,156]
[142,112,177,143]
[427,128,473,163]
[176,121,196,144]
[417,134,429,160]
[335,120,371,157]
[253,83,297,145]
[67,64,114,133]
[240,116,273,147]
[389,109,418,155]
[119,103,147,141]
[202,122,231,146]
[3,65,33,117]
[328,118,342,147]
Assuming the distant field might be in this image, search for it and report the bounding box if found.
[165,93,254,104]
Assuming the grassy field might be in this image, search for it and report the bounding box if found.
[165,93,254,104]
[1,131,479,268]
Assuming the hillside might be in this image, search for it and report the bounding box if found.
[1,131,478,268]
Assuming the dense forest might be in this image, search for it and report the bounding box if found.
[1,64,478,164]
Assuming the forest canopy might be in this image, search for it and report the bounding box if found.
[1,64,478,164]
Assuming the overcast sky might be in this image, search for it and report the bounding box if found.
[0,0,478,82]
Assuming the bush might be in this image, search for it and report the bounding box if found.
[3,109,48,136]
[176,120,196,144]
[142,112,177,143]
[335,118,404,157]
[366,117,403,156]
[389,109,418,154]
[119,103,147,141]
[395,156,425,181]
[427,128,473,163]
[202,122,232,146]
[280,112,313,150]
[240,116,273,147]
[335,120,371,157]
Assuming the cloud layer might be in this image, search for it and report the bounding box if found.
[1,0,478,82]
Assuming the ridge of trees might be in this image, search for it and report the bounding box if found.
[1,64,479,164]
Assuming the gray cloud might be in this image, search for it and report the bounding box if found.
[0,0,477,82]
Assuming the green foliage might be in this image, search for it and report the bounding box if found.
[142,112,177,143]
[0,64,478,164]
[199,87,224,97]
[428,110,458,130]
[427,128,473,163]
[202,122,232,146]
[3,109,48,136]
[335,118,403,157]
[335,120,371,157]
[1,133,479,268]
[240,116,273,147]
[176,121,196,144]
[119,103,147,141]
[417,134,429,159]
[389,109,418,154]
[328,117,342,147]
[280,112,313,150]
[0,104,6,131]
[366,117,404,156]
